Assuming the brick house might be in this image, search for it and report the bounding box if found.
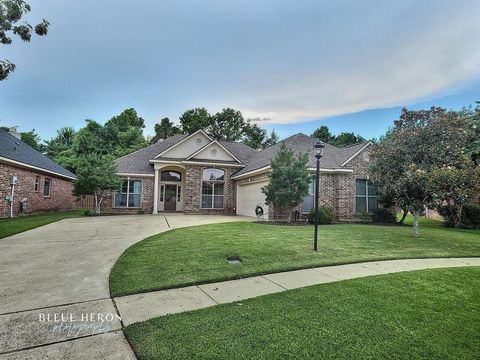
[0,128,76,218]
[105,129,376,221]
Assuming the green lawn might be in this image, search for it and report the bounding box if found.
[125,267,480,360]
[0,210,85,239]
[110,220,480,296]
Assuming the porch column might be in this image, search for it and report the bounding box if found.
[153,169,159,214]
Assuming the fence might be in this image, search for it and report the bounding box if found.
[74,195,95,211]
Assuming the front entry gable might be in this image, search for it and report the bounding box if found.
[155,130,212,159]
[187,141,242,163]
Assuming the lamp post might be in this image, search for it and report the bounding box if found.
[313,141,325,251]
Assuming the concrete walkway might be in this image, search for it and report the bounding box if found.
[115,257,480,326]
[0,214,251,359]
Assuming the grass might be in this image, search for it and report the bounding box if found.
[125,267,480,360]
[110,219,480,296]
[0,210,85,239]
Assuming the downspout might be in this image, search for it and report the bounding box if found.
[10,183,15,218]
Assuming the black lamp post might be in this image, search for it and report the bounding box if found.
[313,141,325,251]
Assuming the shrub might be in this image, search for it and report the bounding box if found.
[354,211,372,223]
[308,207,334,224]
[461,204,480,228]
[438,204,480,228]
[83,210,95,216]
[372,208,397,224]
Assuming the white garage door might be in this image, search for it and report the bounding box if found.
[236,181,269,219]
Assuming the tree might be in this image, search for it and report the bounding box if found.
[311,126,332,143]
[103,108,147,156]
[20,128,45,152]
[179,108,213,134]
[45,127,75,157]
[263,130,279,148]
[210,108,246,141]
[0,0,49,80]
[330,132,366,147]
[370,107,480,236]
[73,156,122,214]
[151,117,180,143]
[243,123,266,149]
[461,102,480,165]
[262,143,310,222]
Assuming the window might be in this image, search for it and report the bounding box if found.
[356,179,379,213]
[43,178,51,197]
[34,176,40,192]
[161,171,181,182]
[302,177,315,213]
[201,168,224,209]
[115,180,142,208]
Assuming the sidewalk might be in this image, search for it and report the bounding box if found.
[114,257,480,326]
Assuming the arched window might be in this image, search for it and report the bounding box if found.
[201,168,224,209]
[161,171,182,182]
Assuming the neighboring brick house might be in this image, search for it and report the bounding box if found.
[106,129,376,221]
[0,128,76,218]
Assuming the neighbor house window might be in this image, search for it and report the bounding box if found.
[302,177,315,213]
[115,180,142,208]
[43,177,51,197]
[34,176,40,192]
[201,168,224,209]
[356,179,379,213]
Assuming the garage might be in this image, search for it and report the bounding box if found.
[236,180,269,219]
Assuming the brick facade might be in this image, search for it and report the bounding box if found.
[0,162,75,218]
[102,176,154,214]
[184,165,236,215]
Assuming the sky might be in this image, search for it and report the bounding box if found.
[0,0,479,141]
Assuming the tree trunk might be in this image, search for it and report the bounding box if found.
[94,193,101,215]
[397,209,408,224]
[413,210,420,238]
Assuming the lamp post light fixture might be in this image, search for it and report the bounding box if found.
[313,141,325,251]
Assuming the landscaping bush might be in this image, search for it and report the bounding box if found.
[355,211,372,223]
[372,208,397,224]
[308,207,334,224]
[438,204,480,228]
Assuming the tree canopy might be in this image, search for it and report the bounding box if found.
[0,0,49,80]
[151,117,181,143]
[311,125,366,147]
[370,107,480,235]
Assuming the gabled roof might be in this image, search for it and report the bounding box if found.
[0,129,76,180]
[231,133,371,178]
[115,133,257,174]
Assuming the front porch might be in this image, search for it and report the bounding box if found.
[153,165,186,213]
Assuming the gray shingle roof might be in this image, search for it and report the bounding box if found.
[114,132,370,177]
[0,129,76,179]
[115,134,187,174]
[232,133,370,177]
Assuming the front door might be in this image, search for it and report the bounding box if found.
[164,184,177,211]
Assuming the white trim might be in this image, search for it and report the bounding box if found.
[340,141,373,167]
[149,159,183,164]
[231,165,271,180]
[153,169,159,214]
[185,140,243,164]
[182,161,245,167]
[0,156,76,180]
[117,172,155,177]
[154,129,212,158]
[307,168,354,173]
[237,178,269,186]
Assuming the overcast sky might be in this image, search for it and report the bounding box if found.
[1,0,479,140]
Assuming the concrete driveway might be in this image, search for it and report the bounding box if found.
[0,214,251,359]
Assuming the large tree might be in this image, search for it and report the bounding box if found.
[243,123,279,149]
[179,108,213,134]
[262,143,310,222]
[151,117,180,143]
[311,126,332,143]
[210,108,246,141]
[370,107,480,236]
[73,156,122,215]
[310,125,366,147]
[0,0,49,80]
[20,128,44,152]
